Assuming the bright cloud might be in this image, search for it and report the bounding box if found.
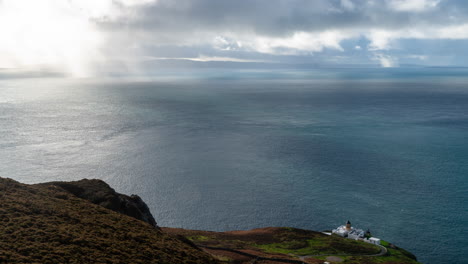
[150,55,268,63]
[386,0,441,12]
[374,54,399,67]
[0,0,101,76]
[0,0,156,76]
[244,31,351,55]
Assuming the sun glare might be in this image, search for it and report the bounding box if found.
[0,0,104,77]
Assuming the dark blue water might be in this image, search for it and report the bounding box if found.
[1,69,467,263]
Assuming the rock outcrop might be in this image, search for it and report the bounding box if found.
[0,177,217,264]
[38,179,158,228]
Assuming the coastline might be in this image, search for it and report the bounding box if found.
[0,177,420,263]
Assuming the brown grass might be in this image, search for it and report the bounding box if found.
[0,178,217,264]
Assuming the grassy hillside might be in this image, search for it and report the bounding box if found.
[164,227,420,264]
[0,178,216,264]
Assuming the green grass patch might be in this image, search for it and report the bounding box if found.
[379,239,390,247]
[256,236,381,256]
[187,235,210,241]
[371,249,419,263]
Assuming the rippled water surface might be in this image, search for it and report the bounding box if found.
[1,69,467,263]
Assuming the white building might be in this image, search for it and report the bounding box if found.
[332,220,365,239]
[332,225,349,237]
[364,237,381,245]
[332,220,354,237]
[332,221,380,245]
[347,228,365,240]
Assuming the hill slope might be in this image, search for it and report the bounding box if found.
[0,178,216,264]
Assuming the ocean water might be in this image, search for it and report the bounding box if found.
[1,68,467,264]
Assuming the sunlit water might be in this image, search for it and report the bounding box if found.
[1,69,467,264]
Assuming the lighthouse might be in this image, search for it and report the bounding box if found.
[346,220,351,230]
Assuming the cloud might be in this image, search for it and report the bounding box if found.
[341,0,356,11]
[407,55,428,60]
[95,0,468,61]
[238,31,351,55]
[366,23,468,51]
[149,55,269,63]
[0,0,156,77]
[0,0,101,76]
[386,0,440,12]
[374,54,399,67]
[213,36,243,51]
[2,0,468,76]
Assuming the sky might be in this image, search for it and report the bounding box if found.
[1,0,468,77]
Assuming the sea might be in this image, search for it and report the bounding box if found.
[1,68,467,264]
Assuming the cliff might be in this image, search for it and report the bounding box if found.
[0,177,420,264]
[0,177,215,264]
[37,179,158,228]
